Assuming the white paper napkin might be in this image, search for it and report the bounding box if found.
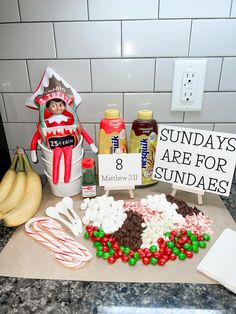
[197,228,236,294]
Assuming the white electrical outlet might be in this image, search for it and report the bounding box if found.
[171,60,207,111]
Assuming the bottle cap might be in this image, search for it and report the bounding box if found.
[82,158,94,168]
[137,110,153,120]
[105,108,120,119]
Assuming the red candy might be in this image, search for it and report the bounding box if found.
[142,257,150,265]
[108,256,116,264]
[121,255,129,262]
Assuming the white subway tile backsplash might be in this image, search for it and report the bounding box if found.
[159,0,231,18]
[122,20,191,57]
[28,60,91,92]
[185,93,236,123]
[89,0,158,20]
[81,124,95,150]
[124,93,183,123]
[55,22,121,58]
[0,95,7,122]
[0,24,56,59]
[155,58,222,92]
[0,0,20,22]
[231,0,236,17]
[92,59,155,92]
[219,58,236,91]
[3,94,37,122]
[77,93,123,123]
[0,61,30,92]
[190,20,236,57]
[172,123,214,131]
[214,124,236,134]
[3,123,37,150]
[19,0,88,21]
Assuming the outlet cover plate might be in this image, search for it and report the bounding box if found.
[171,60,207,111]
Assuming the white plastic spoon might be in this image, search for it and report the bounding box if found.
[45,206,79,237]
[62,197,82,234]
[55,202,75,224]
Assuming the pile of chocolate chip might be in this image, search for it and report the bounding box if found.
[113,210,145,250]
[166,194,202,217]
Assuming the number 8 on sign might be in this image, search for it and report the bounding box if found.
[116,158,123,170]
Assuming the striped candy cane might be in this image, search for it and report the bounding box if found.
[25,217,92,268]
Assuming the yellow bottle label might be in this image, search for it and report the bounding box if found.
[129,130,157,185]
[98,129,127,154]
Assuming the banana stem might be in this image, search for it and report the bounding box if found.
[10,154,18,170]
[22,153,32,172]
[18,155,24,172]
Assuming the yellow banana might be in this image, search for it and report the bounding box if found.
[0,155,26,217]
[3,152,42,227]
[0,154,18,203]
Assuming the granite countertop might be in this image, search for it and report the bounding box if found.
[0,175,236,314]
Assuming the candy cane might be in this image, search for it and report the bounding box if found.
[25,217,92,268]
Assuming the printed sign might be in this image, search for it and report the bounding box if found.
[153,125,236,196]
[98,153,142,187]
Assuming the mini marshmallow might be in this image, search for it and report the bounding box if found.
[80,203,87,211]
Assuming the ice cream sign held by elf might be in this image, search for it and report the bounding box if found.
[26,67,97,185]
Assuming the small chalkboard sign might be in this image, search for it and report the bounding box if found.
[153,125,236,197]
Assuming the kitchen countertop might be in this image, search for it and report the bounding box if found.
[0,174,236,314]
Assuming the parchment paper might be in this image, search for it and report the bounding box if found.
[0,182,235,283]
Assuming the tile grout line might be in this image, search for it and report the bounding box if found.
[25,60,32,92]
[16,0,22,22]
[87,0,90,20]
[1,93,9,122]
[121,21,123,58]
[229,0,234,17]
[52,22,58,58]
[218,58,224,91]
[153,59,157,91]
[89,59,93,92]
[157,0,160,18]
[187,19,193,56]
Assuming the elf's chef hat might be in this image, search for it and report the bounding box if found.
[25,67,82,110]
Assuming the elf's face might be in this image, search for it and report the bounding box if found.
[47,99,65,115]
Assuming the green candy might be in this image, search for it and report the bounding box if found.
[199,241,207,249]
[192,245,199,253]
[98,231,105,238]
[203,234,211,241]
[172,247,180,255]
[93,231,99,237]
[124,247,130,255]
[164,231,171,237]
[96,251,104,257]
[134,252,140,260]
[120,246,125,251]
[103,252,110,259]
[192,240,198,246]
[97,244,103,251]
[150,245,157,252]
[128,258,136,266]
[190,235,197,242]
[187,230,192,237]
[84,232,90,239]
[109,249,115,255]
[167,241,174,248]
[107,241,112,248]
[93,241,101,247]
[150,257,158,265]
[183,243,191,250]
[178,252,186,260]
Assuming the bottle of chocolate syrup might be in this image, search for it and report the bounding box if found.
[129,110,158,186]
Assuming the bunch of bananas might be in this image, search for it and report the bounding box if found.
[0,147,42,227]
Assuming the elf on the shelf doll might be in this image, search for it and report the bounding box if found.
[26,67,97,184]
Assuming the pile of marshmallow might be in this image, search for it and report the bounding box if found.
[80,195,127,234]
